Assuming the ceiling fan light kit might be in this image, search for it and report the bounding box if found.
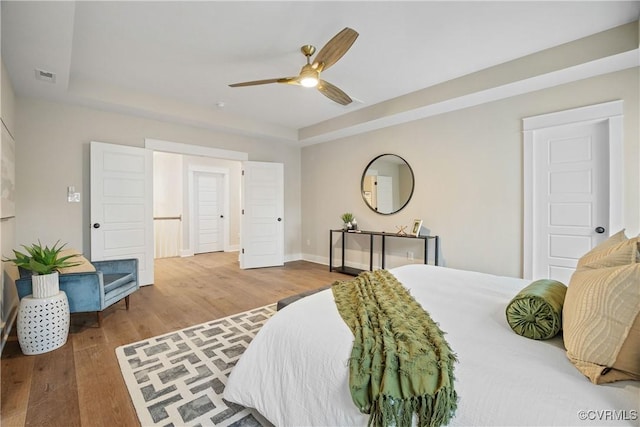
[229,27,358,105]
[299,65,319,88]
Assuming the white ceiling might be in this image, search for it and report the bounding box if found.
[2,1,639,143]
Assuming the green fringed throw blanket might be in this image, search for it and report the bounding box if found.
[332,270,458,427]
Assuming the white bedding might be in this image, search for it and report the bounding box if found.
[224,264,640,426]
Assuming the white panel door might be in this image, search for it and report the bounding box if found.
[194,172,223,254]
[240,161,284,269]
[532,121,609,283]
[90,141,154,285]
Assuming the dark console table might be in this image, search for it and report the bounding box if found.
[329,229,439,276]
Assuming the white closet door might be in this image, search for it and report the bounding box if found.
[531,121,609,283]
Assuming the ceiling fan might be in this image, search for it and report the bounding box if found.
[229,27,359,105]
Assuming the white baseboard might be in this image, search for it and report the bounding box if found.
[301,253,377,271]
[301,253,329,266]
[284,253,303,263]
[180,247,239,257]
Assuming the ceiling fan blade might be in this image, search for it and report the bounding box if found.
[278,77,301,86]
[229,77,294,87]
[317,80,352,105]
[312,27,358,72]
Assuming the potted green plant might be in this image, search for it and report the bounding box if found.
[6,241,81,298]
[341,212,354,230]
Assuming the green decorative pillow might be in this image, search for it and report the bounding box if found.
[506,279,567,340]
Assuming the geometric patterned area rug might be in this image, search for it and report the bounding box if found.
[115,304,276,427]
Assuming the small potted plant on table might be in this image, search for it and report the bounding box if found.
[341,212,355,230]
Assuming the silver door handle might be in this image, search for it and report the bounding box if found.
[595,226,605,234]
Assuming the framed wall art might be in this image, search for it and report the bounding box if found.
[1,122,16,219]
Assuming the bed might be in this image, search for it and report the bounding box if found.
[224,264,639,426]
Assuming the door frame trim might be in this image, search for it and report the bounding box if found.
[145,138,248,161]
[522,100,623,279]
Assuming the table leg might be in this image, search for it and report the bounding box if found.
[341,231,346,270]
[424,238,428,265]
[329,230,333,272]
[370,234,374,271]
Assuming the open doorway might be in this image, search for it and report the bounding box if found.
[153,151,242,259]
[146,138,285,270]
[149,140,245,260]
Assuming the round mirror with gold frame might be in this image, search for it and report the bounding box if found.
[361,154,415,215]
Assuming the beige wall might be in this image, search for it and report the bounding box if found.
[301,67,640,277]
[14,97,302,260]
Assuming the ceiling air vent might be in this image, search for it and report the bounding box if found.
[34,68,56,83]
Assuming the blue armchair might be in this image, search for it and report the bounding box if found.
[15,258,139,326]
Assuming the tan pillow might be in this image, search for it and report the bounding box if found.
[589,229,628,249]
[57,249,96,274]
[613,312,640,379]
[578,238,639,269]
[563,263,640,384]
[576,230,637,268]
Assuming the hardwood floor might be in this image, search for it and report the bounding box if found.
[1,252,351,427]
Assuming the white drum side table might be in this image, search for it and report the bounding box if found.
[17,291,70,355]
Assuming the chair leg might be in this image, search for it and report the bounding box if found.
[125,295,131,310]
[97,311,103,328]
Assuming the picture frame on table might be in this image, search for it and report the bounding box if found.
[411,219,423,237]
